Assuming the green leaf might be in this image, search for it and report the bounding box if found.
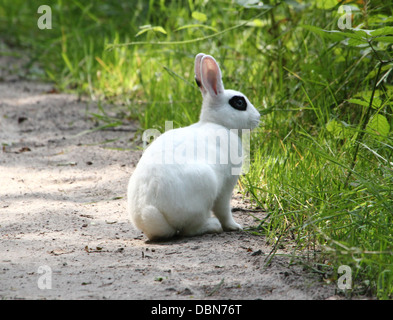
[337,30,365,40]
[348,98,381,109]
[347,98,370,108]
[135,25,167,37]
[367,114,390,139]
[346,37,368,47]
[370,26,393,37]
[326,120,350,139]
[352,90,384,109]
[191,11,207,22]
[247,19,268,27]
[351,28,372,38]
[337,30,368,46]
[315,0,336,9]
[61,52,74,73]
[153,26,167,34]
[301,25,373,45]
[356,89,383,99]
[301,25,344,41]
[373,36,393,43]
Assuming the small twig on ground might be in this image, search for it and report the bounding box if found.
[207,278,225,297]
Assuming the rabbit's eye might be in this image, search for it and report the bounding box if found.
[229,96,247,111]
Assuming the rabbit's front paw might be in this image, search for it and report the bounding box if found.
[222,221,243,232]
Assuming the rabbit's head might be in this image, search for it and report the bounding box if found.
[195,53,260,131]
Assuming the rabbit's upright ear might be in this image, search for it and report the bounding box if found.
[201,55,224,97]
[195,53,206,95]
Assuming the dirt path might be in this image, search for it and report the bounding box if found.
[0,56,339,300]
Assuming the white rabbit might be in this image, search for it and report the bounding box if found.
[127,53,260,240]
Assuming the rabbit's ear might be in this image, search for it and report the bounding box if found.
[201,55,224,97]
[194,53,206,94]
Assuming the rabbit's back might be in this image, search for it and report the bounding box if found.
[127,123,240,239]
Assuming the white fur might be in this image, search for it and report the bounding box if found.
[127,53,260,240]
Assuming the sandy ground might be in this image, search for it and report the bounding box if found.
[0,55,339,300]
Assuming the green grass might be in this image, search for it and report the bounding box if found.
[1,0,393,299]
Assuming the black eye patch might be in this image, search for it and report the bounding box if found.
[229,96,247,111]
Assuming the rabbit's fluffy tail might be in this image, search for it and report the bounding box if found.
[135,205,177,241]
